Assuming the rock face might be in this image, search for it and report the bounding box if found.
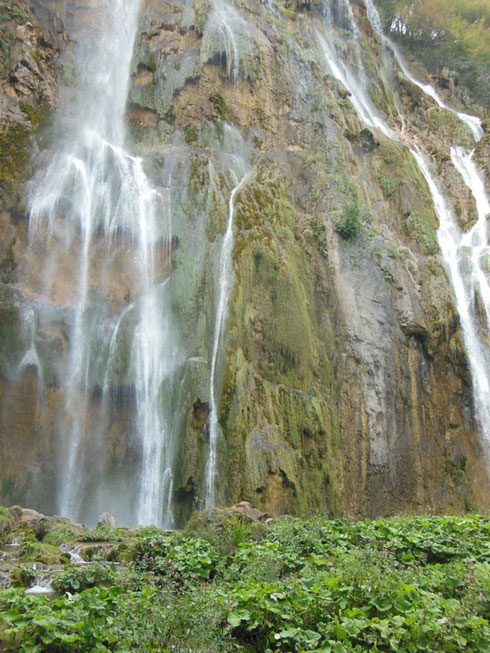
[0,0,488,524]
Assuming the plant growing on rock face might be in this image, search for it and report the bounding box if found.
[335,199,363,239]
[380,174,399,198]
[184,124,199,145]
[209,93,229,121]
[0,505,13,536]
[304,216,328,256]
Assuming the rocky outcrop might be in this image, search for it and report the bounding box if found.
[0,0,488,524]
[7,505,86,538]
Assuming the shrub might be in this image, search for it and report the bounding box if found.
[79,524,118,542]
[53,562,117,593]
[42,527,76,546]
[132,529,218,584]
[20,538,62,564]
[335,200,363,239]
[0,515,488,652]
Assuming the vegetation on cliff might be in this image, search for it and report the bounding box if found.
[0,510,489,651]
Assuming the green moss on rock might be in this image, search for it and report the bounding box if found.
[0,121,30,198]
[203,167,343,516]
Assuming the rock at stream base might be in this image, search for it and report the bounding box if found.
[97,512,116,530]
[229,502,276,522]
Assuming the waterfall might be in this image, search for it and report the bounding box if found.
[17,307,43,383]
[362,0,489,468]
[316,31,393,139]
[204,169,250,508]
[27,0,179,525]
[201,0,249,83]
[317,0,490,468]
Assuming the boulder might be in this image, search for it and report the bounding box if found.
[35,516,86,539]
[230,502,275,522]
[7,506,86,539]
[8,505,44,528]
[97,512,116,530]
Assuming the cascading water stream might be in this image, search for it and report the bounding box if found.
[27,0,179,525]
[316,30,392,139]
[450,147,490,343]
[363,0,483,142]
[204,170,250,508]
[199,0,258,507]
[412,150,490,464]
[202,0,246,83]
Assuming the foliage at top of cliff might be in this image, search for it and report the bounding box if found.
[376,0,490,112]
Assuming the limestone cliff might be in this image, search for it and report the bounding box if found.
[0,0,488,525]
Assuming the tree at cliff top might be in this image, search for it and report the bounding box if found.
[376,0,490,112]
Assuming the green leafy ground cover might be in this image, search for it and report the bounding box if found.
[0,513,489,651]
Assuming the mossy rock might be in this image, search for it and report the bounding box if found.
[0,121,31,199]
[0,285,22,375]
[20,538,63,565]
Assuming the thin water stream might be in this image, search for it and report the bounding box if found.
[205,169,250,508]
